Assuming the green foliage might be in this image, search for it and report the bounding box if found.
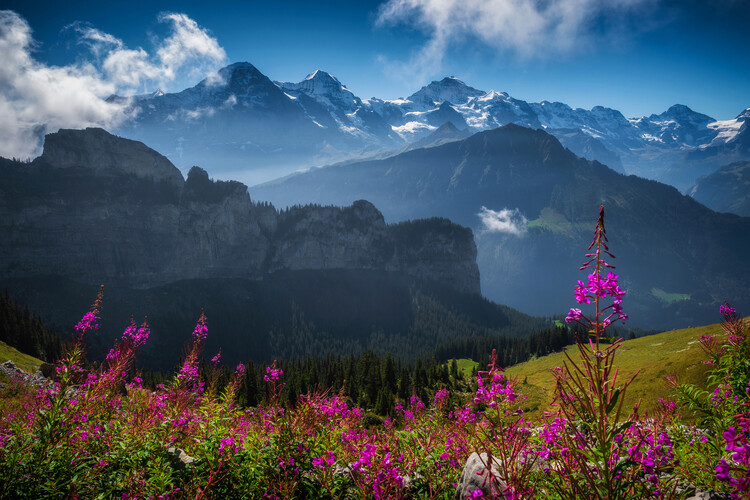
[671,306,750,495]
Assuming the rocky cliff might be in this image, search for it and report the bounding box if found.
[0,128,480,295]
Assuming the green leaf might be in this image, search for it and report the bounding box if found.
[605,388,620,414]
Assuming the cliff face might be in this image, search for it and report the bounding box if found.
[0,128,480,295]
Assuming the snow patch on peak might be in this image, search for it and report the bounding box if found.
[477,90,510,102]
[408,77,485,107]
[279,70,361,113]
[305,69,338,83]
[706,117,744,145]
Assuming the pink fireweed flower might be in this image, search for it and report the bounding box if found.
[566,308,583,323]
[74,285,104,336]
[75,311,99,335]
[574,281,591,304]
[313,451,336,469]
[192,310,208,344]
[566,206,627,339]
[264,362,282,382]
[434,388,449,408]
[410,394,425,413]
[720,302,737,320]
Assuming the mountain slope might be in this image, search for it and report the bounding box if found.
[689,160,750,216]
[250,124,750,329]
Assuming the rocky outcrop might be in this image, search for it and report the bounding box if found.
[0,361,52,390]
[167,447,197,469]
[454,452,508,499]
[40,128,184,186]
[0,128,480,295]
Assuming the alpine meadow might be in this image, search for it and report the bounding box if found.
[1,2,749,499]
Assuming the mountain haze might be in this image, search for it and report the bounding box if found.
[251,124,750,329]
[689,160,750,216]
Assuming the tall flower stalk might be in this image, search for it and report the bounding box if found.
[552,206,656,499]
[565,205,627,347]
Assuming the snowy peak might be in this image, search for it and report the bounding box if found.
[279,69,361,112]
[705,108,749,147]
[631,103,719,147]
[304,69,339,84]
[285,69,352,97]
[652,104,715,125]
[476,90,510,102]
[407,77,485,107]
[590,106,630,127]
[215,62,267,87]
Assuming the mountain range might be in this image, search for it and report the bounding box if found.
[250,124,750,330]
[112,62,750,192]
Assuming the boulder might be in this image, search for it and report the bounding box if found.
[454,452,508,500]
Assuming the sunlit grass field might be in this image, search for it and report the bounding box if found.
[0,340,43,376]
[505,323,721,421]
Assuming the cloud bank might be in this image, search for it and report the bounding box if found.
[478,206,528,236]
[376,0,652,81]
[0,10,227,160]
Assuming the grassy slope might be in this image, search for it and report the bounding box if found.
[0,340,44,375]
[505,323,721,421]
[454,358,479,377]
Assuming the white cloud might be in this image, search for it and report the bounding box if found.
[75,12,227,93]
[376,0,653,81]
[478,206,528,235]
[155,13,227,84]
[0,10,228,160]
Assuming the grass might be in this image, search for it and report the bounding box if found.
[505,322,720,421]
[448,358,479,377]
[526,207,576,235]
[0,340,44,375]
[651,287,691,304]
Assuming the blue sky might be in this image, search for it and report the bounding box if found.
[0,0,748,158]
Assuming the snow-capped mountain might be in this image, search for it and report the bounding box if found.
[705,108,750,147]
[406,77,484,108]
[630,104,716,147]
[276,70,401,147]
[110,62,750,189]
[280,70,362,113]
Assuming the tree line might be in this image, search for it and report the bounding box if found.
[0,290,62,362]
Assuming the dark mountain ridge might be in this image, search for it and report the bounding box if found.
[0,128,479,294]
